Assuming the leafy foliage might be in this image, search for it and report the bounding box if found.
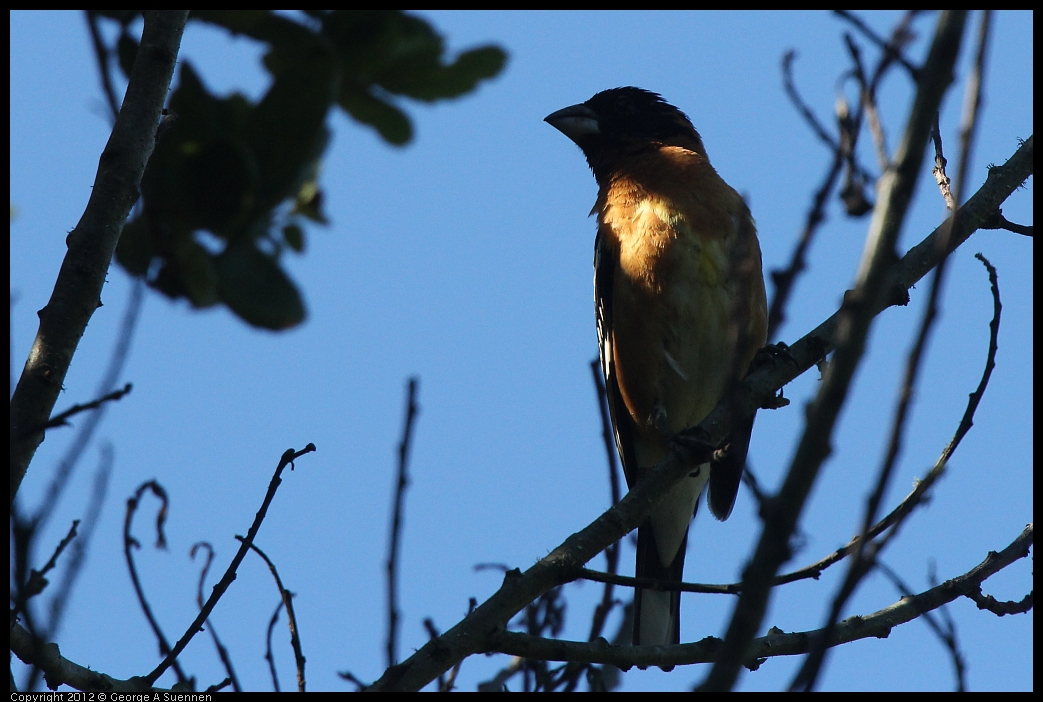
[97,10,507,329]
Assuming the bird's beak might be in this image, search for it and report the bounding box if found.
[544,103,600,143]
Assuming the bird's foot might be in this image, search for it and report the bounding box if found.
[750,341,797,372]
[749,342,794,410]
[667,427,715,468]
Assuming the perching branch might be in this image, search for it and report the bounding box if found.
[367,126,1030,691]
[702,12,970,691]
[480,524,1031,670]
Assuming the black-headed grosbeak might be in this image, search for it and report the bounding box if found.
[546,88,767,647]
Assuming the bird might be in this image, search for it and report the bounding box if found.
[545,87,767,648]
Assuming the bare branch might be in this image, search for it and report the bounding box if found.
[11,520,79,620]
[702,12,970,691]
[236,536,307,692]
[982,213,1032,237]
[84,11,121,121]
[190,542,241,693]
[482,525,1032,670]
[387,377,420,668]
[144,443,315,686]
[843,33,891,171]
[37,383,132,434]
[782,50,838,152]
[586,360,622,642]
[833,10,921,77]
[965,587,1033,616]
[265,601,284,692]
[123,480,189,686]
[365,130,1031,691]
[28,280,144,537]
[10,11,188,502]
[578,567,737,595]
[876,560,966,691]
[957,11,992,204]
[10,621,153,693]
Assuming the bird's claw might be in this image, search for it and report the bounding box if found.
[750,341,797,372]
[667,428,715,467]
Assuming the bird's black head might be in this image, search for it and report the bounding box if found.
[545,87,703,160]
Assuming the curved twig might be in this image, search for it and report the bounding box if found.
[144,443,315,686]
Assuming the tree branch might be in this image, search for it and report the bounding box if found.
[481,524,1031,670]
[10,11,188,502]
[387,377,420,669]
[702,12,970,690]
[366,126,1031,691]
[144,443,315,686]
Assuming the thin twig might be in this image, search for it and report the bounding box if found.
[41,445,114,644]
[204,678,232,693]
[783,50,839,152]
[956,11,992,208]
[123,480,189,685]
[766,137,845,340]
[422,619,447,692]
[84,11,122,121]
[876,560,966,691]
[265,601,285,693]
[703,12,970,692]
[236,536,306,692]
[793,14,988,687]
[483,525,1032,670]
[13,444,115,693]
[36,383,133,434]
[190,542,241,692]
[337,670,370,691]
[982,213,1032,237]
[964,586,1033,615]
[442,598,476,692]
[769,49,866,339]
[844,33,890,172]
[387,376,420,669]
[11,520,80,620]
[144,443,316,687]
[578,567,737,595]
[833,10,921,78]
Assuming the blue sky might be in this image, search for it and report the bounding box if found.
[10,11,1032,692]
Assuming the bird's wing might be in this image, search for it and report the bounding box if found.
[708,208,766,521]
[594,227,639,489]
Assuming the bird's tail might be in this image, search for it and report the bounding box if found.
[633,522,689,649]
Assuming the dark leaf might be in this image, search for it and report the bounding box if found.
[249,42,336,210]
[215,243,306,329]
[115,216,154,277]
[149,236,219,309]
[338,88,412,145]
